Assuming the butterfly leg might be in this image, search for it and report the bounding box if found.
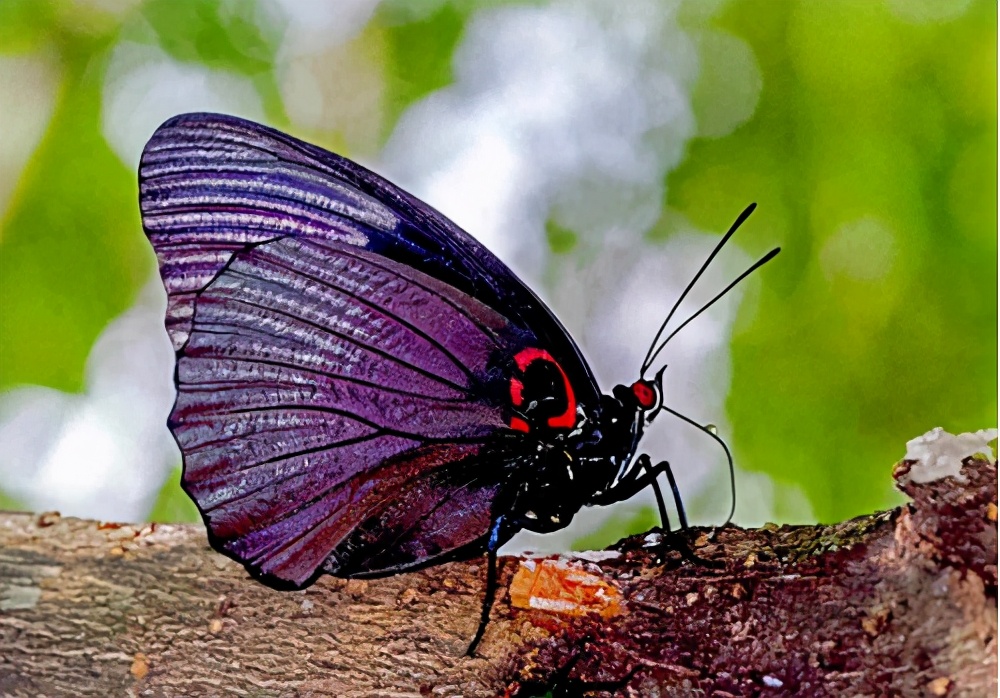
[638,457,722,568]
[597,454,687,529]
[588,454,671,508]
[660,458,689,529]
[590,455,720,569]
[643,460,673,534]
[466,514,507,657]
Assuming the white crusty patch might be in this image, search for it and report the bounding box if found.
[643,532,663,547]
[570,550,622,563]
[528,597,584,613]
[903,427,998,484]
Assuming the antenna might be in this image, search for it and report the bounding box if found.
[643,246,780,372]
[640,203,757,377]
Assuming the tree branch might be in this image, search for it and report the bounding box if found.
[1,447,995,696]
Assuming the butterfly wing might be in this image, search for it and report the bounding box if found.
[140,112,599,404]
[174,235,524,585]
[140,113,600,587]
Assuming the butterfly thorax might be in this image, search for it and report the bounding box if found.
[500,385,647,534]
[575,387,648,496]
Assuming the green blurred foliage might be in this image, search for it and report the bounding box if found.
[0,0,995,528]
[670,0,997,522]
[0,12,147,393]
[137,0,288,123]
[0,489,26,513]
[143,0,278,73]
[377,1,467,134]
[545,219,579,255]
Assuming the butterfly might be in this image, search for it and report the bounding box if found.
[139,113,778,654]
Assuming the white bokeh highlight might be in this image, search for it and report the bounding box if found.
[380,0,698,275]
[0,282,179,521]
[102,41,265,170]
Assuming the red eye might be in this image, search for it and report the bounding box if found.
[631,380,656,409]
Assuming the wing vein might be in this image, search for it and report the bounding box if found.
[178,353,469,402]
[208,291,470,393]
[197,432,386,509]
[198,404,497,444]
[258,250,483,385]
[326,243,507,344]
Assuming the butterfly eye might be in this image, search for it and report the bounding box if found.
[630,379,658,411]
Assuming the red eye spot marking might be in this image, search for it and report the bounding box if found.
[512,348,577,430]
[510,416,530,433]
[631,380,656,409]
[510,378,524,406]
[514,347,555,371]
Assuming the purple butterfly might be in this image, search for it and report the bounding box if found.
[140,113,777,653]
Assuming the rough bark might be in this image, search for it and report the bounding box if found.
[0,453,995,697]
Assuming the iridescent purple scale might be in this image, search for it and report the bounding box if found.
[192,434,418,540]
[321,443,496,576]
[175,240,508,438]
[140,113,598,404]
[139,112,603,589]
[169,239,516,584]
[142,118,395,351]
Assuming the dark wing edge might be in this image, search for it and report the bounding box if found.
[139,112,599,402]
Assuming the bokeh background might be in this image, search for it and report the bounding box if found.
[0,0,995,553]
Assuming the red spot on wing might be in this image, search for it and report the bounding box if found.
[631,380,656,409]
[510,416,530,433]
[512,348,577,430]
[513,347,552,371]
[510,377,524,406]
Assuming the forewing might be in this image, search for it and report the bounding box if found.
[176,236,518,586]
[140,112,599,404]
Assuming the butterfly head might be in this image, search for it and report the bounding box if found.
[628,364,666,424]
